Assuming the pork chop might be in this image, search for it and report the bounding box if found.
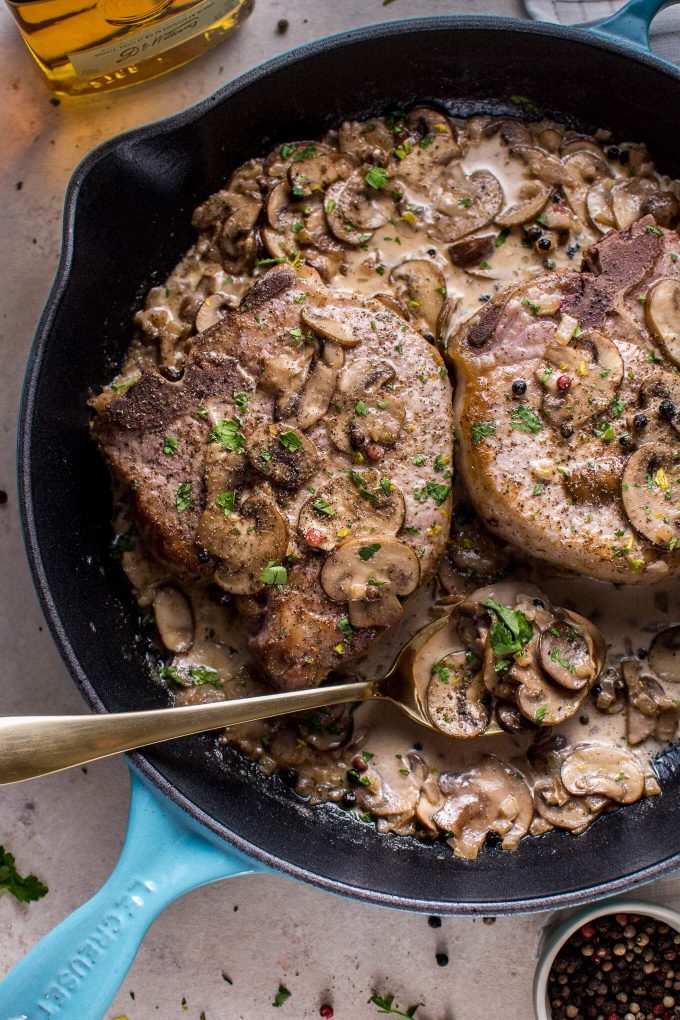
[94,266,454,688]
[446,216,680,584]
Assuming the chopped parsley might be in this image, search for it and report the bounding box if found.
[272,984,291,1008]
[278,429,302,453]
[337,616,354,643]
[313,498,334,518]
[355,400,369,417]
[209,418,245,452]
[291,143,316,162]
[610,397,626,419]
[645,224,663,236]
[260,561,288,586]
[483,598,533,659]
[510,406,543,434]
[175,483,192,512]
[160,665,221,687]
[471,421,496,445]
[495,229,510,247]
[365,165,390,189]
[510,94,541,117]
[162,436,178,456]
[215,491,235,516]
[434,454,448,472]
[358,543,381,561]
[594,419,615,443]
[370,993,422,1018]
[431,662,451,683]
[414,480,450,505]
[413,454,426,466]
[279,143,296,159]
[550,647,576,674]
[0,846,48,903]
[521,297,541,316]
[457,196,474,208]
[535,705,548,724]
[380,477,392,496]
[233,390,250,414]
[532,483,543,497]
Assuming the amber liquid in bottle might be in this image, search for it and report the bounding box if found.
[5,0,253,95]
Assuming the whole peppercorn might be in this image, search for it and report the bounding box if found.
[557,374,572,391]
[619,149,630,165]
[159,364,183,382]
[342,790,357,808]
[538,236,553,252]
[607,145,622,160]
[512,379,527,396]
[320,1006,334,1018]
[436,952,449,967]
[279,768,299,789]
[428,915,442,928]
[659,399,676,419]
[527,225,543,242]
[633,413,648,430]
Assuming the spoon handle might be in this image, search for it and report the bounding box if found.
[0,681,373,785]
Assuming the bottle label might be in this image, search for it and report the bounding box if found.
[68,0,239,78]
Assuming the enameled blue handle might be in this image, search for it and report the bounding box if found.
[586,0,677,50]
[0,767,265,1020]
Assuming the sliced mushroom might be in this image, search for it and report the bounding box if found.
[389,259,446,335]
[263,184,328,259]
[287,149,354,197]
[594,665,626,715]
[195,292,236,334]
[196,444,247,561]
[559,135,604,158]
[563,457,623,504]
[260,337,317,420]
[529,736,608,833]
[245,423,319,489]
[562,151,614,224]
[297,472,405,552]
[621,656,679,745]
[510,146,579,187]
[433,755,533,859]
[561,745,645,805]
[586,177,617,232]
[645,278,680,368]
[320,537,420,628]
[447,234,496,268]
[537,328,624,429]
[641,190,680,228]
[335,357,396,399]
[373,292,410,320]
[495,180,550,228]
[649,625,680,683]
[430,170,503,243]
[301,305,363,348]
[338,119,394,164]
[210,494,288,596]
[353,753,422,834]
[611,177,659,230]
[393,123,460,188]
[328,392,406,454]
[324,171,390,245]
[621,444,680,547]
[484,118,533,147]
[153,586,194,653]
[539,616,603,691]
[292,342,344,431]
[426,649,489,738]
[438,503,512,592]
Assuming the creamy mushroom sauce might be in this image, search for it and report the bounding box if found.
[106,109,680,860]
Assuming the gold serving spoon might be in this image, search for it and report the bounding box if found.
[0,614,500,786]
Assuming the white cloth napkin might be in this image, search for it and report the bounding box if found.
[523,0,680,63]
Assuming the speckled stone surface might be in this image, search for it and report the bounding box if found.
[2,1,680,1017]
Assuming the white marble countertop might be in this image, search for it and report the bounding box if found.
[2,1,680,1018]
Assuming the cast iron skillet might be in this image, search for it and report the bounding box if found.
[5,2,680,1016]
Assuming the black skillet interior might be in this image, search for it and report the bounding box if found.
[19,17,680,914]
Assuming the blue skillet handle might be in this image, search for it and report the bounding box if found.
[0,767,265,1020]
[586,0,678,50]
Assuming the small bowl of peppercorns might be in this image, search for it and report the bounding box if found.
[533,899,680,1020]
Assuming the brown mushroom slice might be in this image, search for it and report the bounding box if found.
[217,200,262,268]
[331,393,406,455]
[586,177,617,232]
[153,586,194,653]
[645,278,680,368]
[621,444,680,547]
[320,537,420,629]
[559,135,605,158]
[561,745,645,805]
[211,495,288,596]
[292,342,344,431]
[261,338,317,420]
[495,180,550,228]
[641,190,680,228]
[649,625,680,683]
[621,656,679,745]
[510,146,579,187]
[562,151,614,224]
[373,292,410,320]
[430,170,503,243]
[484,117,533,148]
[562,457,623,505]
[297,473,405,552]
[447,234,496,269]
[301,306,362,348]
[245,423,319,489]
[495,701,534,734]
[529,737,608,833]
[426,649,489,739]
[538,328,624,429]
[611,177,659,230]
[539,615,600,691]
[354,755,421,834]
[389,259,446,334]
[335,357,396,399]
[195,291,237,334]
[324,172,390,245]
[287,150,354,197]
[433,755,533,859]
[337,119,393,164]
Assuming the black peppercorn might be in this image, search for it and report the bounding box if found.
[196,547,211,564]
[633,412,648,429]
[552,191,563,203]
[279,768,299,789]
[619,148,630,164]
[428,916,442,928]
[436,953,449,967]
[512,379,527,396]
[276,17,289,33]
[619,433,631,447]
[341,790,357,808]
[660,398,676,418]
[427,248,437,257]
[0,490,7,506]
[538,236,553,252]
[607,145,622,160]
[527,225,543,242]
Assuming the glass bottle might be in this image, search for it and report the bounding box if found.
[4,0,254,96]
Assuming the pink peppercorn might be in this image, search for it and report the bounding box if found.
[320,1006,334,1018]
[365,444,382,462]
[581,923,596,938]
[557,374,572,391]
[606,1014,619,1020]
[305,528,325,548]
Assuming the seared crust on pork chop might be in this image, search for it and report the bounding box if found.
[447,217,680,584]
[94,267,454,688]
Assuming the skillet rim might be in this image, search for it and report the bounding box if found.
[17,13,680,914]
